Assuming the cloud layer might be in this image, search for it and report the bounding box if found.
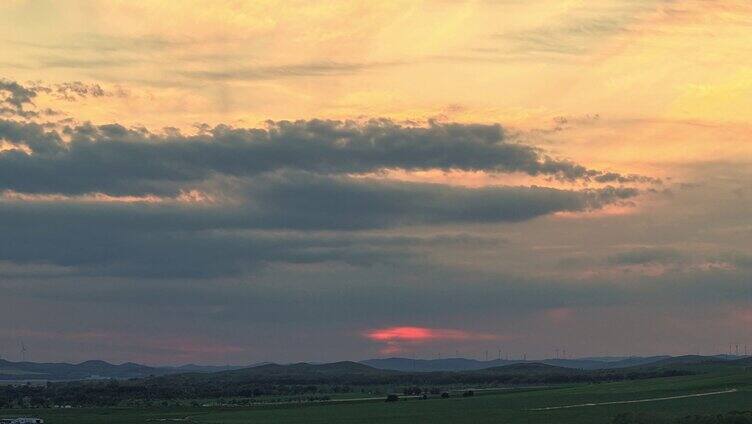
[0,117,655,197]
[1,1,751,365]
[0,171,637,277]
[0,81,649,279]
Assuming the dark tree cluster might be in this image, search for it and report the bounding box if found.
[0,366,693,408]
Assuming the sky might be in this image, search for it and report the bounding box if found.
[0,0,751,365]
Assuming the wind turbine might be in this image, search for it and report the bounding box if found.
[19,340,28,362]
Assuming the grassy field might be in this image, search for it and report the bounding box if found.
[4,370,752,423]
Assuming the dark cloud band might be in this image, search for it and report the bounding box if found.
[0,118,655,196]
[0,78,649,278]
[0,174,637,277]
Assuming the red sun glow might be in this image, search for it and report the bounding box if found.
[363,326,498,354]
[364,326,494,342]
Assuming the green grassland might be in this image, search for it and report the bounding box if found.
[4,369,752,424]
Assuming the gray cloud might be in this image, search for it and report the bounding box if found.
[434,1,673,68]
[0,78,38,117]
[495,16,628,56]
[719,252,752,269]
[0,174,638,232]
[32,80,125,101]
[6,33,196,53]
[487,1,668,58]
[3,257,750,353]
[48,81,111,101]
[0,79,125,119]
[0,173,637,277]
[239,172,638,229]
[0,268,747,365]
[0,228,414,279]
[0,119,64,153]
[0,117,654,196]
[0,79,651,279]
[605,247,685,266]
[0,135,742,364]
[180,61,402,81]
[38,56,141,69]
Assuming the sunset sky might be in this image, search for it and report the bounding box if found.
[1,0,751,365]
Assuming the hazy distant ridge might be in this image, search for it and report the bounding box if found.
[0,359,251,381]
[0,355,746,381]
[359,355,724,372]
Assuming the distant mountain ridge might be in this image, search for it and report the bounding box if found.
[0,358,164,381]
[359,355,739,372]
[0,359,257,381]
[0,354,747,381]
[174,363,254,373]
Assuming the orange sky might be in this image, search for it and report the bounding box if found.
[3,0,752,178]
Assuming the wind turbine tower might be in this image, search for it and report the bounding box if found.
[19,340,28,362]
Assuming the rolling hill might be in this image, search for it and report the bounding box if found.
[1,354,746,382]
[0,359,258,381]
[0,359,165,381]
[361,355,676,372]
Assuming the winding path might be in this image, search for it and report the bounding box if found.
[529,388,738,411]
